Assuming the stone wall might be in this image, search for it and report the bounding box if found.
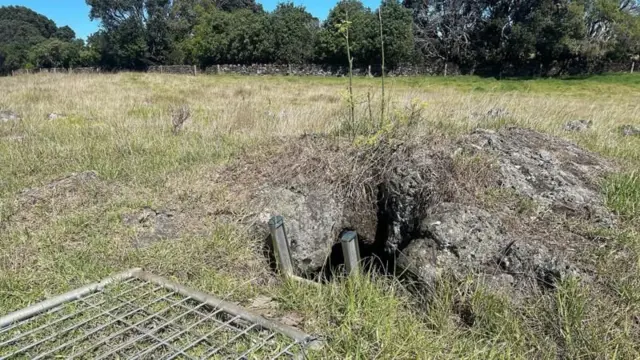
[9,61,635,77]
[202,63,448,77]
[72,67,101,74]
[148,65,198,75]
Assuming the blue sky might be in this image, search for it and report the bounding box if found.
[0,0,381,39]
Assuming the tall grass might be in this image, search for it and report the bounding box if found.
[1,72,640,358]
[605,172,640,220]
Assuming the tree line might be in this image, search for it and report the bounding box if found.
[1,0,639,77]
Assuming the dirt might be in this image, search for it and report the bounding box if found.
[17,171,101,206]
[122,207,180,247]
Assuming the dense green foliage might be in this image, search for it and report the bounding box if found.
[0,6,85,73]
[1,0,639,75]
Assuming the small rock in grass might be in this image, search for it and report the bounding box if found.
[620,124,640,137]
[564,120,592,132]
[2,135,26,142]
[0,110,20,123]
[486,107,510,118]
[47,113,66,120]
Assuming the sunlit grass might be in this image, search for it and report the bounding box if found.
[1,72,640,358]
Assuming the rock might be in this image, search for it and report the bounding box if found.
[486,107,510,118]
[248,296,278,317]
[400,202,579,292]
[620,124,640,137]
[122,207,178,246]
[19,171,99,205]
[1,135,25,142]
[0,110,20,123]
[564,120,592,132]
[466,127,615,225]
[396,238,438,290]
[256,187,344,276]
[47,113,66,120]
[210,127,617,297]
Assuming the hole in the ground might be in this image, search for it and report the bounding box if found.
[321,186,401,281]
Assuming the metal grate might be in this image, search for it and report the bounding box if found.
[0,269,317,359]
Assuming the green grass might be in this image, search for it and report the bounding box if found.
[605,172,640,220]
[1,72,640,358]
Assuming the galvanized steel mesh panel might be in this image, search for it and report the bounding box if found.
[0,273,310,359]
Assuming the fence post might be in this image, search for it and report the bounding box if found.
[269,216,294,278]
[193,65,197,76]
[340,231,361,275]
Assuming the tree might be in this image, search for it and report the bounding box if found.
[86,0,174,68]
[409,0,483,74]
[0,6,78,73]
[378,0,414,68]
[216,0,263,12]
[29,38,83,68]
[182,6,271,66]
[55,26,76,41]
[316,0,378,66]
[269,3,319,64]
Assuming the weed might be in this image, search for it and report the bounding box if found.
[171,104,191,135]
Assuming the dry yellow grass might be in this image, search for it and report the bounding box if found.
[1,72,640,358]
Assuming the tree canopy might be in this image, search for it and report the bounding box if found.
[2,0,640,76]
[0,6,81,73]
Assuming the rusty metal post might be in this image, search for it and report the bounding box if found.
[269,216,294,278]
[341,231,361,275]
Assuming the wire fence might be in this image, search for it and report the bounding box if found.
[0,270,316,359]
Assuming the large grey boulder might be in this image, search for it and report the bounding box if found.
[398,203,578,291]
[466,128,615,226]
[257,187,344,276]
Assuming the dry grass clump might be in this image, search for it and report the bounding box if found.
[170,104,190,134]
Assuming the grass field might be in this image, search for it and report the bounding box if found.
[1,72,640,358]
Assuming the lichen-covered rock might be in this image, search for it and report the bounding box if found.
[18,171,99,206]
[399,203,580,291]
[465,127,615,226]
[209,127,617,296]
[564,120,592,132]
